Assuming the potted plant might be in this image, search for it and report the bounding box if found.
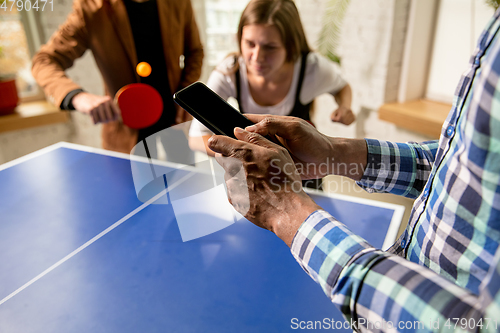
[486,0,500,9]
[0,7,29,116]
[317,0,351,64]
[0,45,20,115]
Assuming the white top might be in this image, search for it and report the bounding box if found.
[189,52,347,137]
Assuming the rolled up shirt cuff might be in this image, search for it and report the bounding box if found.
[60,88,85,110]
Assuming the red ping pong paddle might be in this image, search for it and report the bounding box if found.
[115,83,163,129]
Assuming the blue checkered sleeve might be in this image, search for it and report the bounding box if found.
[291,211,500,331]
[356,139,440,199]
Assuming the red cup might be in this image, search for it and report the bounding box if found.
[0,78,19,115]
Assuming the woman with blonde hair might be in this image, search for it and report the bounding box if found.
[189,0,353,188]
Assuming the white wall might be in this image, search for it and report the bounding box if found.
[296,0,428,142]
[426,0,494,103]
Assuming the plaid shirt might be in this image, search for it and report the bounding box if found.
[291,9,500,332]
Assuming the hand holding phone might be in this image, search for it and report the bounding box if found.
[173,82,255,139]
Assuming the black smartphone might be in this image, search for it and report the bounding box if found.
[173,82,255,139]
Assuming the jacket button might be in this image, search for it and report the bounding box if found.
[446,125,455,137]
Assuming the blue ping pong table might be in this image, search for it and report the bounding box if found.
[0,142,404,333]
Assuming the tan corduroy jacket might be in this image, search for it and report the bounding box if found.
[32,0,204,153]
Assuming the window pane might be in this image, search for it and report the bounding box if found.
[426,0,494,103]
[205,0,247,66]
[0,8,40,98]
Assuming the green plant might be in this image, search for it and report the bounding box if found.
[316,0,351,64]
[485,0,500,9]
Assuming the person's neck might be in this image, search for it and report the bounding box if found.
[251,61,294,86]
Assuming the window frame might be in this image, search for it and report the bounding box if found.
[0,8,46,102]
[398,0,496,104]
[397,0,440,103]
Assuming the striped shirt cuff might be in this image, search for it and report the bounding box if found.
[290,210,374,298]
[356,139,438,198]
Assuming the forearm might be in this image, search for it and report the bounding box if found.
[31,6,88,107]
[32,51,83,107]
[328,137,368,181]
[333,251,481,331]
[272,193,321,247]
[291,211,484,332]
[333,84,352,109]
